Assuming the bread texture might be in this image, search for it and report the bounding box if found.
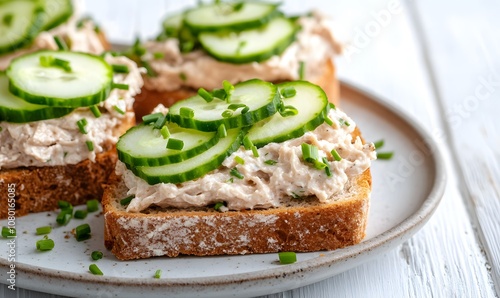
[133,60,339,120]
[103,167,371,261]
[0,114,135,219]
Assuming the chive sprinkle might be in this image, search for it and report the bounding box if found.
[217,124,227,138]
[324,116,334,126]
[279,105,299,117]
[75,223,91,241]
[53,58,71,72]
[112,83,129,90]
[278,252,297,264]
[91,250,103,261]
[166,138,184,150]
[298,61,306,80]
[234,156,245,165]
[160,126,170,139]
[142,112,163,124]
[58,200,72,210]
[280,87,297,98]
[113,105,126,115]
[331,148,342,161]
[36,239,55,251]
[53,36,68,50]
[251,145,259,157]
[153,115,167,129]
[89,264,103,275]
[2,14,13,26]
[39,55,54,67]
[230,167,244,179]
[377,151,394,160]
[111,64,129,73]
[153,52,164,59]
[154,269,162,279]
[264,160,278,165]
[339,118,350,126]
[214,202,225,211]
[322,157,332,177]
[86,199,99,212]
[373,139,385,149]
[1,227,15,238]
[242,136,253,150]
[142,60,157,77]
[74,209,88,219]
[36,226,52,235]
[120,195,135,206]
[89,105,101,118]
[222,80,234,102]
[180,107,194,118]
[221,109,233,118]
[198,88,214,103]
[56,209,72,225]
[86,141,94,151]
[76,118,88,134]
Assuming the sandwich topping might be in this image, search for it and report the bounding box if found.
[140,7,341,92]
[0,52,143,169]
[116,80,375,212]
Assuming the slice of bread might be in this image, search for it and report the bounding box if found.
[133,60,339,120]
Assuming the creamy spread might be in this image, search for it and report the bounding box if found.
[118,108,376,212]
[0,1,105,70]
[0,55,143,169]
[143,11,342,92]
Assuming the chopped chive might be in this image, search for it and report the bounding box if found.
[75,223,91,241]
[324,116,333,126]
[113,105,125,115]
[278,252,297,264]
[217,124,227,138]
[198,88,214,103]
[86,199,99,212]
[56,209,72,225]
[53,36,68,50]
[112,83,129,90]
[298,61,305,80]
[377,151,394,160]
[39,55,54,67]
[241,106,250,114]
[331,148,342,161]
[212,88,227,101]
[242,136,253,150]
[111,64,129,73]
[221,109,233,118]
[251,145,259,157]
[153,114,167,129]
[236,40,247,55]
[328,102,336,110]
[142,112,163,124]
[53,58,72,72]
[179,72,187,81]
[36,226,52,235]
[227,103,246,111]
[222,80,234,102]
[3,14,13,26]
[76,118,88,134]
[373,139,385,149]
[154,269,162,279]
[264,160,278,165]
[280,87,296,98]
[301,143,319,163]
[180,107,194,118]
[89,264,103,275]
[74,209,88,219]
[86,141,94,151]
[89,105,101,118]
[230,167,244,179]
[142,60,157,77]
[58,200,72,210]
[339,118,350,126]
[2,227,15,238]
[153,52,164,59]
[120,195,134,206]
[214,202,225,211]
[234,156,245,165]
[166,138,184,150]
[322,157,332,177]
[91,250,103,261]
[280,105,299,117]
[160,126,170,139]
[36,238,55,251]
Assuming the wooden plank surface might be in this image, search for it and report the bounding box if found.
[2,0,498,297]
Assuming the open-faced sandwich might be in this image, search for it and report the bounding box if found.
[0,0,108,70]
[127,1,342,118]
[0,49,143,218]
[103,79,375,260]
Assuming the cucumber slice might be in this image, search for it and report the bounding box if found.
[0,0,44,55]
[184,2,279,32]
[0,73,73,123]
[168,79,280,131]
[133,128,245,185]
[117,122,220,167]
[198,17,298,64]
[247,81,328,147]
[39,0,73,31]
[6,50,113,107]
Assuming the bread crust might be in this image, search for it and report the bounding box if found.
[102,167,371,260]
[133,60,339,120]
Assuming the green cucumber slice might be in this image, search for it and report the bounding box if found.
[0,73,73,123]
[168,79,280,131]
[6,50,113,107]
[0,0,44,55]
[198,16,298,64]
[39,0,73,31]
[184,2,279,32]
[247,81,328,147]
[117,122,220,167]
[133,128,245,185]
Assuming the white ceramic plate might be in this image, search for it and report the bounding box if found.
[0,82,446,298]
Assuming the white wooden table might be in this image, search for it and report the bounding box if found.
[2,0,499,297]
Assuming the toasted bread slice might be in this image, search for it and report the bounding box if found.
[103,167,370,260]
[133,60,339,120]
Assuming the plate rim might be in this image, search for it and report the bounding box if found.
[1,80,447,294]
